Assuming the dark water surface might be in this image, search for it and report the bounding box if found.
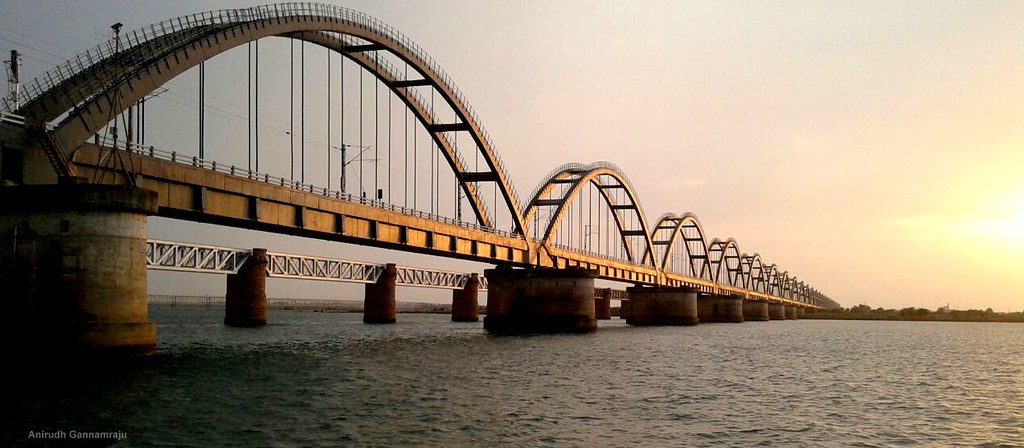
[6,310,1023,447]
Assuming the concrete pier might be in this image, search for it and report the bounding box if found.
[0,184,158,356]
[742,300,770,321]
[785,305,799,320]
[619,299,630,320]
[364,263,398,324]
[625,287,699,326]
[224,248,269,327]
[483,267,597,334]
[768,303,787,320]
[595,288,612,320]
[697,294,744,323]
[451,273,480,322]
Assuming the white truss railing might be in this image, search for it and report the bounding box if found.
[146,239,251,274]
[396,267,480,290]
[265,252,384,284]
[145,240,486,290]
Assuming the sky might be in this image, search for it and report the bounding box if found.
[2,0,1022,311]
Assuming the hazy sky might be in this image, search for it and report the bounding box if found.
[3,1,1022,311]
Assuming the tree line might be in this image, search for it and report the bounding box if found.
[805,304,1024,323]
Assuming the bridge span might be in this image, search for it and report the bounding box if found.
[0,3,838,355]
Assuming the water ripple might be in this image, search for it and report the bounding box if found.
[5,312,1024,447]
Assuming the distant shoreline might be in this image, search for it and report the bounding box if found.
[805,308,1024,324]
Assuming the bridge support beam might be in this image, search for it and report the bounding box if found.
[698,294,744,323]
[224,248,269,327]
[0,184,158,356]
[619,298,630,320]
[595,288,612,320]
[742,300,770,321]
[364,263,398,324]
[451,273,480,322]
[768,303,787,320]
[483,267,597,334]
[785,305,799,320]
[625,287,699,326]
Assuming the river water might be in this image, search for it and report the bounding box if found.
[6,309,1023,447]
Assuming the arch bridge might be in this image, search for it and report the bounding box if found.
[0,3,839,353]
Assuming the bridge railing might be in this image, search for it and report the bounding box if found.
[96,135,521,240]
[548,242,652,269]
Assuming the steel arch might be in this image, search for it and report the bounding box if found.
[16,2,526,235]
[740,253,766,292]
[523,162,656,266]
[764,264,782,297]
[708,238,743,286]
[649,212,712,280]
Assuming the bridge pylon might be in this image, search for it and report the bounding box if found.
[697,294,744,323]
[451,273,480,322]
[483,267,597,334]
[742,300,771,321]
[623,286,699,326]
[364,263,397,324]
[768,303,787,320]
[224,248,269,327]
[0,183,158,356]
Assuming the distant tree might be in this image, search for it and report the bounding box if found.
[851,304,871,314]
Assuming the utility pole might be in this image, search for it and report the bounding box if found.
[4,50,21,112]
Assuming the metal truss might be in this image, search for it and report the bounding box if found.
[395,267,486,290]
[265,252,384,284]
[146,240,486,290]
[146,239,251,274]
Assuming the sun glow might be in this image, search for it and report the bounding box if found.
[897,188,1024,247]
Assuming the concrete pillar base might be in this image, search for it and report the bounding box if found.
[595,288,612,320]
[769,303,787,320]
[619,299,630,320]
[625,287,699,326]
[451,273,480,322]
[785,305,799,320]
[698,294,744,323]
[483,267,597,334]
[742,301,770,321]
[364,264,398,324]
[224,248,269,327]
[0,184,159,356]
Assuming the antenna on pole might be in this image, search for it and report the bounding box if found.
[3,50,21,113]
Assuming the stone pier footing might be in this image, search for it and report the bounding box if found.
[742,300,770,321]
[364,263,398,324]
[595,288,612,320]
[625,287,699,326]
[697,294,744,323]
[785,305,799,320]
[451,273,480,322]
[224,248,269,327]
[768,303,787,320]
[0,184,159,356]
[619,299,630,320]
[483,267,597,334]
